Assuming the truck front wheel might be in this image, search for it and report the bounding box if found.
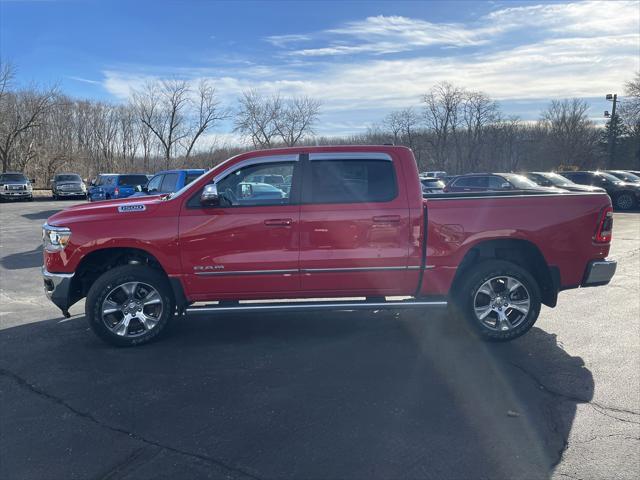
[85,265,175,346]
[454,260,541,341]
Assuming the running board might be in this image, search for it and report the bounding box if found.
[186,298,448,315]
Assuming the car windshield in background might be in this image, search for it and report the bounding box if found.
[502,174,540,189]
[55,174,81,182]
[0,174,27,182]
[597,172,625,183]
[119,175,149,186]
[609,171,640,182]
[538,172,575,187]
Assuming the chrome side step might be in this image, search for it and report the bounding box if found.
[186,298,447,315]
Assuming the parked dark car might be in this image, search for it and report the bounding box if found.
[88,173,150,202]
[626,170,640,177]
[443,173,562,193]
[51,173,87,199]
[133,169,205,197]
[0,172,33,201]
[522,172,605,193]
[561,171,640,210]
[420,176,446,194]
[605,170,640,184]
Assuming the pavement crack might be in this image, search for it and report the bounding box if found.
[0,367,262,480]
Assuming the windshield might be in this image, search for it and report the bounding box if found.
[608,171,640,182]
[55,174,81,182]
[0,173,27,182]
[596,172,625,183]
[502,174,541,189]
[95,175,116,186]
[537,172,575,187]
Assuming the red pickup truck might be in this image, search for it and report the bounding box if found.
[42,146,616,346]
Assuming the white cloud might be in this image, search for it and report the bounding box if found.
[100,1,640,138]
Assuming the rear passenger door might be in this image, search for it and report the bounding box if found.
[298,152,413,296]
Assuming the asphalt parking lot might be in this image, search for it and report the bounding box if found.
[1,199,638,480]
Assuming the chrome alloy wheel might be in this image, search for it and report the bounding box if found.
[473,276,531,332]
[101,281,163,337]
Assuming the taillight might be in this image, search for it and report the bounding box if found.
[594,206,613,243]
[114,187,120,196]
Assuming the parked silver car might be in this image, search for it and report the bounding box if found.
[0,172,33,201]
[51,173,87,200]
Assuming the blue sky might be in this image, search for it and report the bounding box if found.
[1,0,639,144]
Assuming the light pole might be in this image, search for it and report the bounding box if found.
[605,93,618,168]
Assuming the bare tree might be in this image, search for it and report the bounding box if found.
[182,79,226,158]
[274,96,321,146]
[0,82,57,172]
[234,90,282,148]
[422,82,464,170]
[461,91,499,171]
[539,98,601,168]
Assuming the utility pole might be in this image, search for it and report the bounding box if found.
[605,93,618,168]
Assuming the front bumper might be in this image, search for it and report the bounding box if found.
[42,267,74,311]
[582,259,617,287]
[55,190,86,197]
[1,190,32,198]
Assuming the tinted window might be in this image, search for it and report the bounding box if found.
[307,160,397,203]
[146,175,163,193]
[453,176,487,188]
[215,162,294,206]
[184,172,203,186]
[160,173,179,192]
[487,176,507,189]
[562,172,589,184]
[118,175,149,187]
[96,175,116,186]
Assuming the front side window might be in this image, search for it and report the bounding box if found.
[215,162,294,206]
[306,159,397,204]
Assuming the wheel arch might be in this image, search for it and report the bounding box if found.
[68,247,171,307]
[451,238,560,307]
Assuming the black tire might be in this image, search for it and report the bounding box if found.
[614,192,636,211]
[453,260,541,341]
[85,265,175,347]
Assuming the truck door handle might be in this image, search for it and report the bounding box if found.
[264,218,293,226]
[372,215,401,224]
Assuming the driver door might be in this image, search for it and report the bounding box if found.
[179,155,301,300]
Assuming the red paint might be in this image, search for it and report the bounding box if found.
[45,146,613,304]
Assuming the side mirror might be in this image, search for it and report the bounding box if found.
[200,183,219,207]
[30,178,36,184]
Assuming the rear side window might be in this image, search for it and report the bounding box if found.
[306,159,397,204]
[160,173,179,192]
[119,175,149,187]
[184,172,203,186]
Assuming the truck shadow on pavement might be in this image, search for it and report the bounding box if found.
[21,209,60,221]
[1,245,42,270]
[0,310,593,480]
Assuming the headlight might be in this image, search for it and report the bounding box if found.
[27,184,33,191]
[81,182,87,191]
[42,223,71,252]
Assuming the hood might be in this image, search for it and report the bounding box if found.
[617,181,640,190]
[46,195,166,226]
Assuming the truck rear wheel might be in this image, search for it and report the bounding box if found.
[454,260,541,341]
[85,265,175,346]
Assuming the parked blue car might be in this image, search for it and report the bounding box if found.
[132,169,206,197]
[88,173,150,202]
